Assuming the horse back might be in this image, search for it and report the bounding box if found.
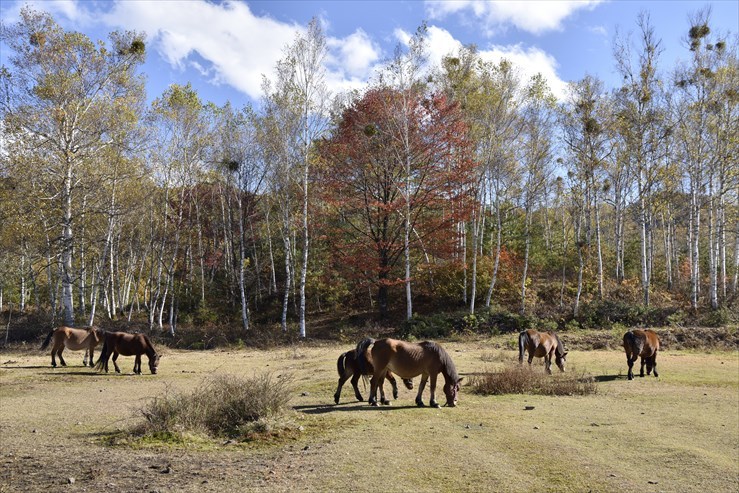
[106,331,147,356]
[376,338,431,379]
[338,349,362,377]
[624,330,658,358]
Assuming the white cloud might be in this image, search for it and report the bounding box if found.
[478,44,569,100]
[396,25,569,100]
[588,25,608,37]
[0,0,94,25]
[425,0,603,35]
[327,29,381,79]
[100,0,300,100]
[99,1,395,101]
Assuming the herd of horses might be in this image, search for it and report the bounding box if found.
[39,327,159,374]
[334,328,660,407]
[38,325,660,406]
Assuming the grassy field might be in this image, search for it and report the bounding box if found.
[0,337,737,492]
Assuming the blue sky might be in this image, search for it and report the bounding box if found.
[1,1,737,107]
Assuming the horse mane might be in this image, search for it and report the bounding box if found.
[354,338,375,375]
[141,333,158,358]
[420,341,459,382]
[554,333,566,358]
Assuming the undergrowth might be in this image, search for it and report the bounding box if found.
[470,363,598,396]
[137,372,295,443]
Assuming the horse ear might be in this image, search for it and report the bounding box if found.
[563,352,568,358]
[457,377,464,383]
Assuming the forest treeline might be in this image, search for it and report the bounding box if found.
[0,8,737,339]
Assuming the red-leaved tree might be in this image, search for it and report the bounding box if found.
[317,87,475,316]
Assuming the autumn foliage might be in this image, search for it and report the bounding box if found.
[317,87,475,314]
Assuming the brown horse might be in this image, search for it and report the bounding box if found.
[357,338,462,408]
[623,329,660,380]
[518,329,568,374]
[39,326,102,368]
[94,331,160,374]
[334,339,414,404]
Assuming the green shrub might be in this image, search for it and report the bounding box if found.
[699,307,734,327]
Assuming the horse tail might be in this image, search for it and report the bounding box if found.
[623,330,642,359]
[518,331,528,363]
[355,338,375,375]
[40,329,55,351]
[94,338,109,371]
[337,352,348,377]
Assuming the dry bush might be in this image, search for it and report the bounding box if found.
[470,364,597,396]
[140,372,294,439]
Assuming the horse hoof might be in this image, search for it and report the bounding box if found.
[392,391,399,399]
[369,401,378,407]
[430,401,440,408]
[333,396,340,405]
[381,399,391,406]
[415,400,425,407]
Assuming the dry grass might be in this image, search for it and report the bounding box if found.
[139,373,294,440]
[470,363,598,396]
[0,341,737,492]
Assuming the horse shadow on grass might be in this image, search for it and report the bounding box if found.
[594,374,625,382]
[295,403,420,415]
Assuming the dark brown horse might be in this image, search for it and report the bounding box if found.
[39,326,102,368]
[518,329,568,374]
[623,329,660,380]
[334,339,414,404]
[357,338,462,408]
[95,331,160,375]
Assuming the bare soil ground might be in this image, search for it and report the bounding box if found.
[1,338,737,493]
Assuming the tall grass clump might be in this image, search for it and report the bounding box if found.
[470,364,597,396]
[140,372,294,440]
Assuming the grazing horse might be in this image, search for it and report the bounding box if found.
[39,326,102,368]
[95,331,160,375]
[334,340,414,404]
[518,329,568,374]
[357,338,462,408]
[623,329,660,380]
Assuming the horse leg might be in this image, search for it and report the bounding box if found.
[334,373,352,404]
[378,371,390,405]
[627,356,635,380]
[415,374,428,407]
[651,355,659,378]
[387,372,399,400]
[544,353,552,375]
[527,354,534,367]
[50,344,58,368]
[428,373,440,408]
[58,347,67,367]
[134,355,142,374]
[639,357,645,377]
[112,352,121,373]
[368,374,380,407]
[88,346,94,368]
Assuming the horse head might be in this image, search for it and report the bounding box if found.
[149,353,160,374]
[555,352,568,372]
[443,377,463,407]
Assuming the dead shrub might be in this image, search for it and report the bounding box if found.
[140,372,294,440]
[470,364,598,396]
